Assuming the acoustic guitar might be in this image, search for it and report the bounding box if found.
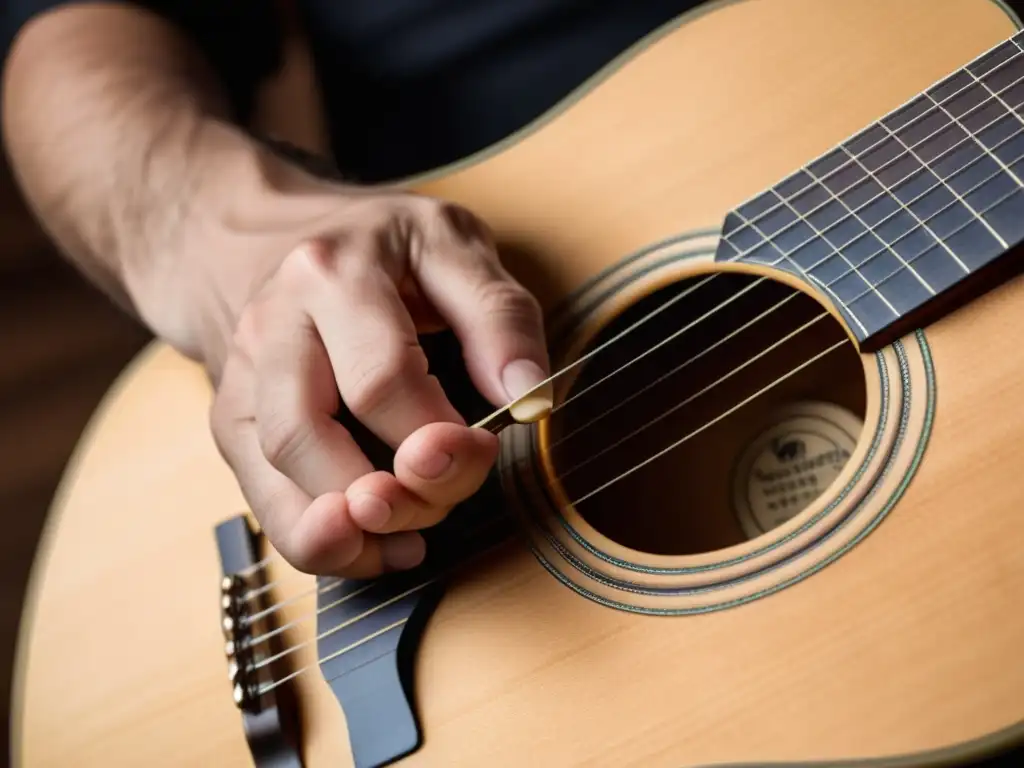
[13,0,1024,765]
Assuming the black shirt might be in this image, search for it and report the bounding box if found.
[2,0,703,181]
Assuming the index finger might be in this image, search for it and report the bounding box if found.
[402,197,553,412]
[296,237,466,449]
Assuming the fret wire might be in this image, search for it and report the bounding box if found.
[733,43,1024,239]
[775,88,1021,265]
[840,180,1022,308]
[763,190,902,316]
[729,209,869,335]
[878,118,1008,253]
[923,84,1024,190]
[727,61,1024,265]
[737,41,1024,229]
[251,38,1024,701]
[840,140,972,276]
[770,107,1024,279]
[805,160,936,294]
[1013,37,1024,64]
[829,139,1024,300]
[964,60,1024,132]
[825,133,1024,293]
[772,121,1024,321]
[732,118,1024,334]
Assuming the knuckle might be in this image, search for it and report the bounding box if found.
[208,391,233,446]
[410,195,494,249]
[230,303,263,360]
[344,341,425,418]
[477,278,541,321]
[360,203,415,271]
[439,200,492,244]
[412,195,447,223]
[208,399,235,463]
[208,357,251,462]
[256,408,311,470]
[277,236,341,286]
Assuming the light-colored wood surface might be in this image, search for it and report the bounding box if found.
[0,161,150,765]
[14,1,1024,766]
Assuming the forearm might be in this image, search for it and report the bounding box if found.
[3,5,221,301]
[1,3,322,355]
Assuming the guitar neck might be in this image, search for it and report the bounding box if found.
[716,29,1024,350]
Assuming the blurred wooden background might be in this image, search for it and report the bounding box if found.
[0,157,151,763]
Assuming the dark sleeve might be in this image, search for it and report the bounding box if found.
[1,0,284,123]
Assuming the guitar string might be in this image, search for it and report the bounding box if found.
[234,269,721,590]
[237,64,1024,602]
[245,575,347,625]
[242,514,511,653]
[556,311,830,480]
[251,335,848,696]
[245,166,1024,682]
[554,118,1024,459]
[533,71,1024,434]
[241,297,817,639]
[534,113,1024,455]
[826,137,1024,303]
[240,300,821,643]
[237,287,768,603]
[237,60,1024,692]
[549,290,799,448]
[234,46,1024,586]
[237,301,815,638]
[244,117,1024,618]
[246,311,843,670]
[241,116,1024,625]
[238,283,791,621]
[724,40,1024,253]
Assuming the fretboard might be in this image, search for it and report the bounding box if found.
[716,30,1024,349]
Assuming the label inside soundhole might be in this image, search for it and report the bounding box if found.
[732,402,863,539]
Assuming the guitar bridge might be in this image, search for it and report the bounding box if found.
[214,515,303,768]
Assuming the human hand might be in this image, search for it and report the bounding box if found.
[206,192,550,578]
[0,0,550,578]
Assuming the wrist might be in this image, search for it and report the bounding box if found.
[128,116,347,369]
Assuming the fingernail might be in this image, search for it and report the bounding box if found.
[502,359,553,423]
[350,493,392,530]
[382,533,426,570]
[410,450,453,480]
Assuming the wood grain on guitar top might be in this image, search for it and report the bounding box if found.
[12,0,1024,766]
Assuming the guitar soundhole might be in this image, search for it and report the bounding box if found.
[543,271,867,556]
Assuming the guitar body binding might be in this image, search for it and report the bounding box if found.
[15,1,1024,766]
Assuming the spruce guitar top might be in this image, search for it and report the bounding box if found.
[13,1,1024,766]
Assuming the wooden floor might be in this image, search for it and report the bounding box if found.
[0,160,151,763]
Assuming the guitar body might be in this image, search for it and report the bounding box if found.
[13,0,1024,766]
